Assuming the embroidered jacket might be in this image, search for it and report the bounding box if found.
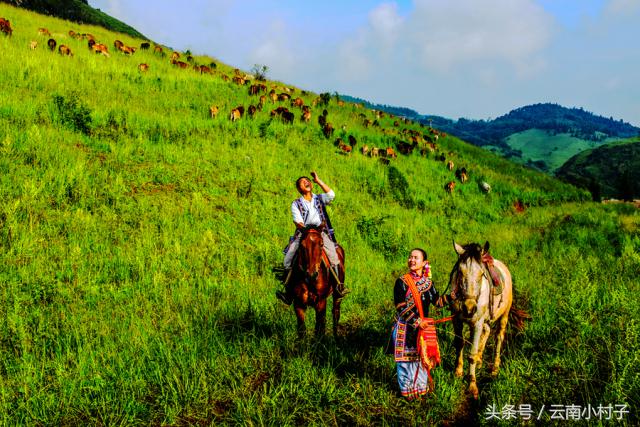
[393,268,441,362]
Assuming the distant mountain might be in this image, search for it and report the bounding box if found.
[1,0,146,39]
[556,137,640,200]
[340,97,640,172]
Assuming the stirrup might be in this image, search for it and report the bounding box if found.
[275,290,293,305]
[335,284,351,298]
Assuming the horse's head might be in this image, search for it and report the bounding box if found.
[298,225,324,281]
[452,241,490,318]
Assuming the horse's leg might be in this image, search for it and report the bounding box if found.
[476,322,491,370]
[467,320,488,399]
[314,298,327,338]
[294,304,306,340]
[492,308,510,377]
[332,292,341,337]
[453,318,465,378]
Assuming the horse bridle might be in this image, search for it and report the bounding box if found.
[298,226,324,283]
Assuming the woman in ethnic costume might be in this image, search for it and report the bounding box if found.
[392,248,453,399]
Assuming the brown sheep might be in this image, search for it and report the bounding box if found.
[301,110,311,123]
[138,63,149,72]
[445,181,455,193]
[114,40,124,51]
[0,18,12,36]
[248,105,257,118]
[120,46,136,55]
[37,27,50,36]
[361,145,369,156]
[291,97,304,108]
[282,110,294,124]
[348,135,357,147]
[91,42,110,57]
[29,40,38,50]
[230,106,245,121]
[154,45,164,55]
[140,42,150,50]
[209,105,219,119]
[386,147,397,159]
[455,168,468,183]
[58,45,72,56]
[370,147,379,157]
[171,60,189,69]
[47,38,57,51]
[447,160,454,171]
[322,123,334,139]
[170,52,180,61]
[338,142,352,154]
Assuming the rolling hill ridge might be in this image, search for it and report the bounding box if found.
[342,95,640,172]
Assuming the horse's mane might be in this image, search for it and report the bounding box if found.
[459,243,483,263]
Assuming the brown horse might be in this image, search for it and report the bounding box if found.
[291,226,344,338]
[449,241,526,399]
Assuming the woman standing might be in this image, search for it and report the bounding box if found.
[392,248,452,399]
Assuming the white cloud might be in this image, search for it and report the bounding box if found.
[604,0,640,15]
[248,20,296,77]
[408,0,553,74]
[368,2,404,50]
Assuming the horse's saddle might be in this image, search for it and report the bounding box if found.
[482,253,505,295]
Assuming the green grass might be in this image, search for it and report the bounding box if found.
[503,129,617,171]
[0,3,638,425]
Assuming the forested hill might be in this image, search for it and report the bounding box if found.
[340,98,640,149]
[0,0,146,38]
[442,103,640,148]
[556,137,640,200]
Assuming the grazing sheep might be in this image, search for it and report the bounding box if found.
[230,106,244,122]
[58,45,72,56]
[445,181,456,193]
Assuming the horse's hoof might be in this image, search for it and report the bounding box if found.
[455,368,464,378]
[468,383,479,399]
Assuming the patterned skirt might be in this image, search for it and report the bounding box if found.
[396,361,429,399]
[393,324,429,399]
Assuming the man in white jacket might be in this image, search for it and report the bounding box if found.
[276,171,350,304]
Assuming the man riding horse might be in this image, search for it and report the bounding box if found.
[276,172,350,304]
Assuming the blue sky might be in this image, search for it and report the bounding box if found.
[90,0,640,126]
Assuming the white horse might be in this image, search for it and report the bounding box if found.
[449,241,525,399]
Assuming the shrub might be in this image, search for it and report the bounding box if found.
[51,92,93,135]
[251,64,269,82]
[387,166,414,208]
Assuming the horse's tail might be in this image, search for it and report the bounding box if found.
[509,307,531,332]
[509,281,532,332]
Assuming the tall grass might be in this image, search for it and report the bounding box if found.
[0,3,637,425]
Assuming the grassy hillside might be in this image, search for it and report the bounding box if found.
[0,3,638,425]
[1,0,146,39]
[500,129,618,172]
[557,137,640,200]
